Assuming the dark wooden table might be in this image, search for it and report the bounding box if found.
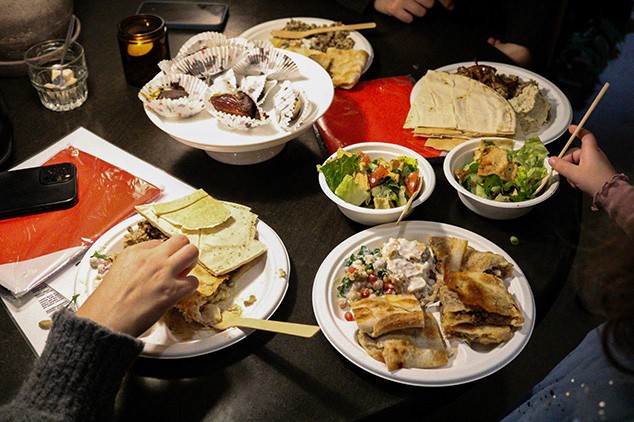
[0,0,583,420]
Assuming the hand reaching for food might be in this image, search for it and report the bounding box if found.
[76,235,199,337]
[373,0,454,23]
[548,125,617,196]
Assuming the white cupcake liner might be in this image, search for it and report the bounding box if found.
[233,47,300,80]
[272,81,310,131]
[177,31,228,58]
[138,73,210,118]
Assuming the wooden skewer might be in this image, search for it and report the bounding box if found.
[213,311,321,338]
[270,22,376,39]
[396,175,424,225]
[532,82,610,196]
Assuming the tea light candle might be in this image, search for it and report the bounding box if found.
[116,14,170,87]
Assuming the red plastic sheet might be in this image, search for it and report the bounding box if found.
[0,146,161,297]
[315,76,442,158]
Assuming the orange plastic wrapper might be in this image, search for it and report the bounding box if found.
[315,76,443,158]
[0,146,162,297]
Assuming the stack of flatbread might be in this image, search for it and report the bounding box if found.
[275,44,368,89]
[134,189,267,326]
[351,294,449,371]
[404,70,516,151]
[428,236,523,345]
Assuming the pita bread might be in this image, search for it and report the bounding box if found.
[428,236,468,273]
[351,294,425,338]
[284,47,332,70]
[423,137,470,152]
[136,191,267,277]
[357,312,449,370]
[326,48,368,89]
[405,70,516,137]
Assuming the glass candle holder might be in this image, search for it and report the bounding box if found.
[116,14,170,88]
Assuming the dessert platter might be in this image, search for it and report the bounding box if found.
[140,31,334,165]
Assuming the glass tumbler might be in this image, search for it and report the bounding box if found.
[24,40,89,112]
[117,14,170,87]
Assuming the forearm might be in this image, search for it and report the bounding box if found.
[0,310,143,421]
[593,174,634,237]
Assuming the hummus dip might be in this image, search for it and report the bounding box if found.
[509,80,550,136]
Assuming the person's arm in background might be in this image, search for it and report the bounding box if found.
[334,0,454,23]
[549,125,634,236]
[0,235,199,421]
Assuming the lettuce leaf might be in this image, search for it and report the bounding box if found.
[317,154,360,192]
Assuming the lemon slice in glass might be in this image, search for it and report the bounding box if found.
[127,42,154,57]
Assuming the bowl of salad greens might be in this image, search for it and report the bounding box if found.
[443,137,559,220]
[317,142,435,225]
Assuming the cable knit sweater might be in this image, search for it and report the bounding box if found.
[0,310,143,421]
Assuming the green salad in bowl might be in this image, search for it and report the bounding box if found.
[454,136,549,202]
[317,148,421,209]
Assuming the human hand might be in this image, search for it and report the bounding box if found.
[487,37,531,67]
[548,125,617,196]
[374,0,454,23]
[76,235,199,337]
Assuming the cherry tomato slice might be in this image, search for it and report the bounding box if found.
[406,171,419,195]
[344,311,355,321]
[357,152,371,165]
[369,166,388,188]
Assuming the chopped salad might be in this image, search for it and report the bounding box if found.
[336,238,437,315]
[318,149,420,209]
[454,136,549,202]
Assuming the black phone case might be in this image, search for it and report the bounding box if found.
[0,163,78,220]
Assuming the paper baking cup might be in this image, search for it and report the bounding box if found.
[139,73,210,118]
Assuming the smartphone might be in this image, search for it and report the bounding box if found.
[0,163,78,220]
[136,1,228,31]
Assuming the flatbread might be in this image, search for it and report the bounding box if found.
[405,70,516,137]
[136,191,267,277]
[438,271,523,345]
[326,48,368,89]
[160,195,231,230]
[284,47,332,70]
[423,137,470,152]
[444,271,523,321]
[174,265,232,326]
[461,247,514,278]
[350,294,425,338]
[357,312,449,371]
[428,236,468,273]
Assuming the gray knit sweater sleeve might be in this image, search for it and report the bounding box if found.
[0,309,143,421]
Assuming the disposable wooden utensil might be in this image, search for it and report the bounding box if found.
[270,22,376,39]
[533,82,610,196]
[396,175,424,225]
[213,311,321,338]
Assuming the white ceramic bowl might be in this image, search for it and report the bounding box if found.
[318,142,436,226]
[443,138,559,220]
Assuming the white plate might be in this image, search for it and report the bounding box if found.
[312,220,535,386]
[411,61,572,145]
[75,214,290,359]
[239,17,374,74]
[144,50,334,165]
